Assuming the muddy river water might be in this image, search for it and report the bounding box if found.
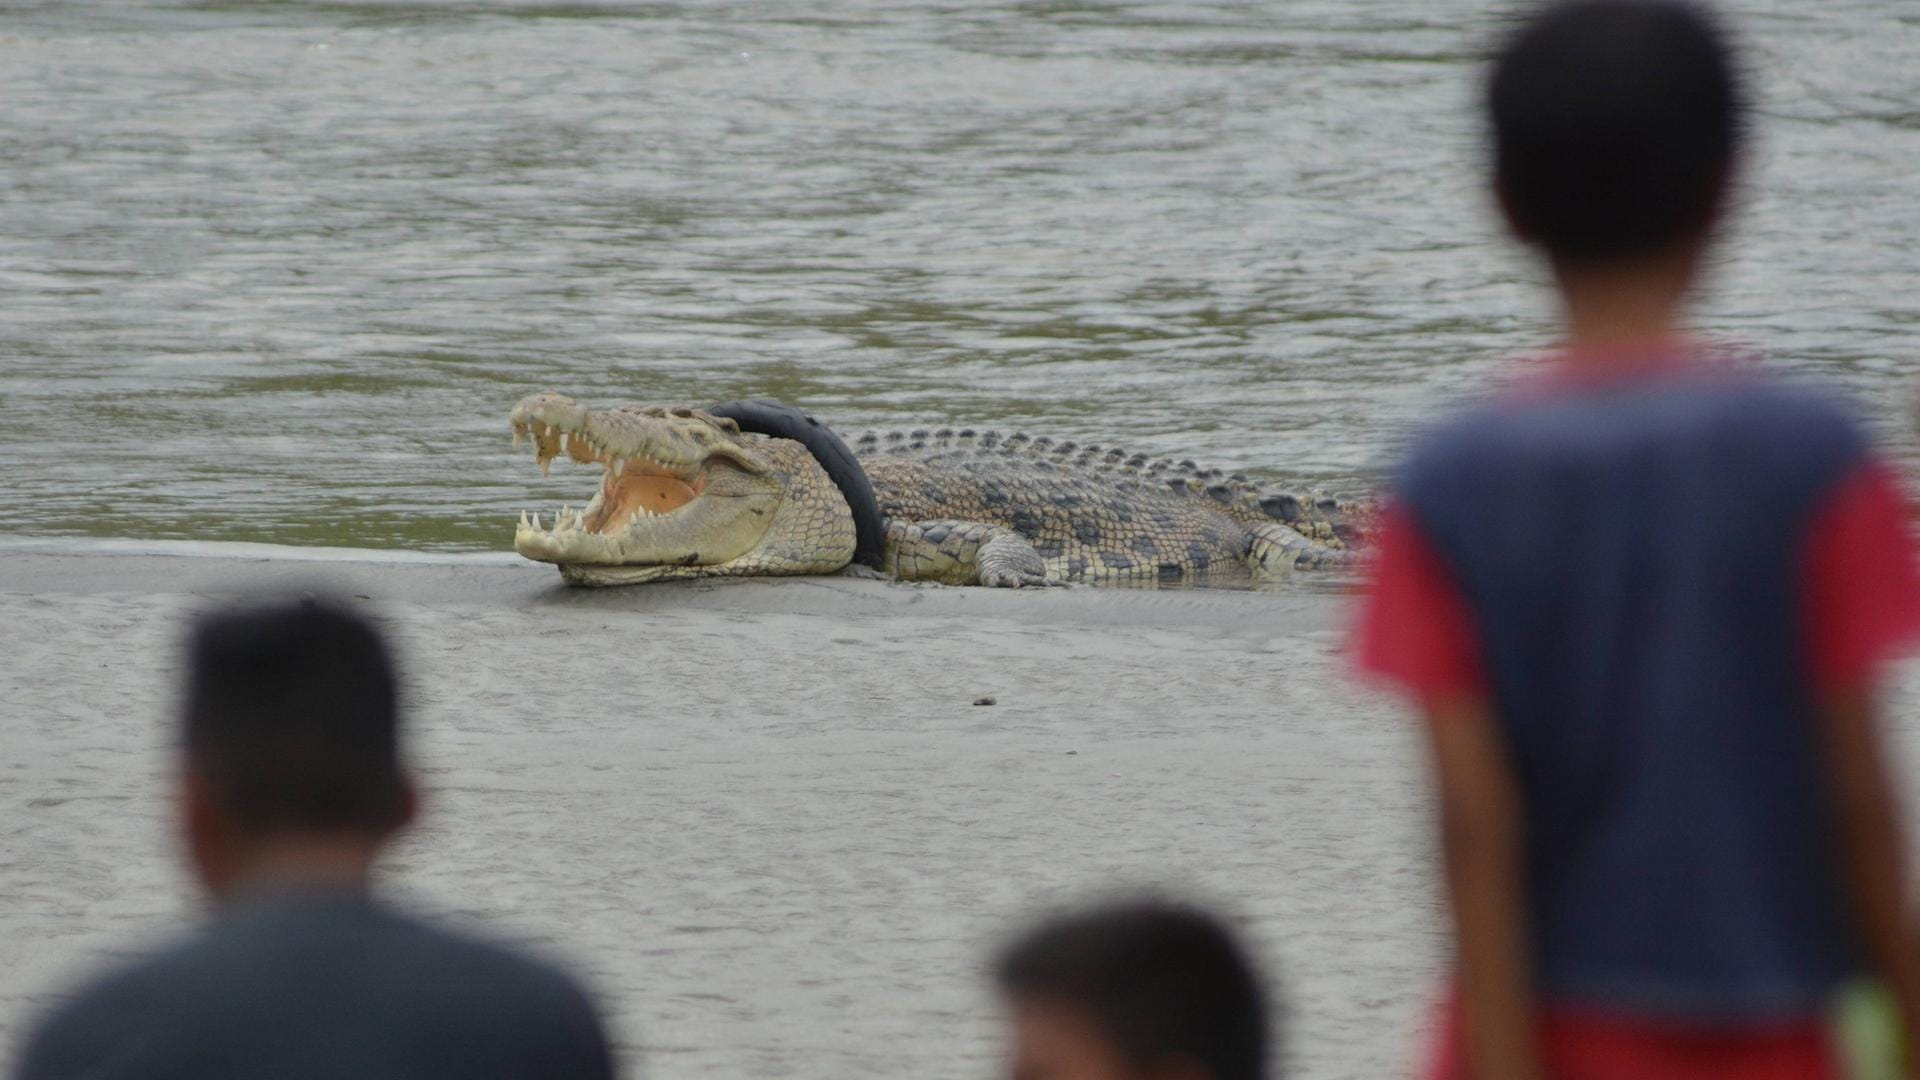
[1,1,1916,550]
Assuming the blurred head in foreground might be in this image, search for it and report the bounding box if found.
[995,899,1272,1080]
[180,596,415,900]
[1490,0,1742,289]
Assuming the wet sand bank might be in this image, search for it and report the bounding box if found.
[17,544,1905,1079]
[0,540,1353,635]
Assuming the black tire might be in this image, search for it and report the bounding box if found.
[707,400,886,570]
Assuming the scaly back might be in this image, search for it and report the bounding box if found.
[850,426,1367,547]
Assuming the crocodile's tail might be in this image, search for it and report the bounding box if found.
[1249,522,1368,576]
[1119,457,1375,547]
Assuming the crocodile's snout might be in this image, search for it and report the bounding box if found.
[509,394,795,572]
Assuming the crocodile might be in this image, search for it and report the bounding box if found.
[508,392,1371,588]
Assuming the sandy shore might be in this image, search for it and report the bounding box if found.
[9,543,1907,1079]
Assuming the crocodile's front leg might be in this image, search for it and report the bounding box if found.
[882,519,1054,587]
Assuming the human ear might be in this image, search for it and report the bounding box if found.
[1493,172,1536,243]
[391,775,420,833]
[180,766,235,899]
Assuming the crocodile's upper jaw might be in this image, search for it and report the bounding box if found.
[510,394,783,570]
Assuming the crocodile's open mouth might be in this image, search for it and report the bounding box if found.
[513,419,708,538]
[508,394,780,569]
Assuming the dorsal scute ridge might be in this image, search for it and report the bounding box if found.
[927,428,1245,490]
[842,424,1311,518]
[782,420,1351,538]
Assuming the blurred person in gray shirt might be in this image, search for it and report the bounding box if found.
[12,597,616,1080]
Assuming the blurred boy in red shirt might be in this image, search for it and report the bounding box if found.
[1354,3,1920,1078]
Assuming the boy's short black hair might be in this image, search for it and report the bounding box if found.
[1490,0,1743,264]
[996,899,1271,1080]
[182,597,407,833]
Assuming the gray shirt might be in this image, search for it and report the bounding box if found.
[13,890,616,1080]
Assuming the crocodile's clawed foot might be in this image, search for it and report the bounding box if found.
[982,566,1056,589]
[977,533,1052,588]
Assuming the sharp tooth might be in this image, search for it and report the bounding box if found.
[532,512,543,532]
[519,511,530,529]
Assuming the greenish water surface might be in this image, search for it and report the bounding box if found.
[1,1,1916,555]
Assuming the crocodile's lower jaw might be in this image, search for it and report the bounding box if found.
[557,564,697,586]
[515,489,780,567]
